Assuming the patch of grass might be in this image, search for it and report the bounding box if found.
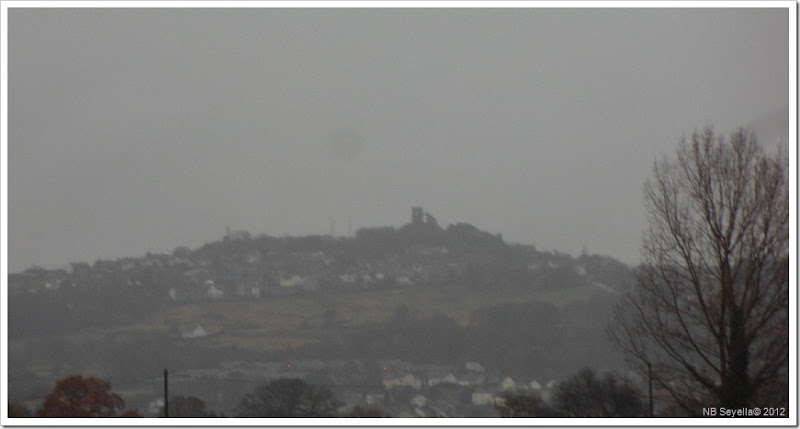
[47,284,603,355]
[202,332,318,353]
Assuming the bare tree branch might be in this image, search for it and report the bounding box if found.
[609,126,788,415]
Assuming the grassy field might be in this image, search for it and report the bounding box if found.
[10,283,601,357]
[126,283,603,353]
[8,282,611,408]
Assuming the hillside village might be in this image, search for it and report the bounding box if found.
[9,207,628,303]
[143,358,563,418]
[8,207,635,417]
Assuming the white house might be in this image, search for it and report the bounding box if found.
[365,393,384,405]
[280,275,303,288]
[246,250,261,264]
[207,284,223,299]
[428,373,459,387]
[465,361,485,372]
[183,325,208,338]
[472,392,495,406]
[410,395,428,408]
[383,373,422,390]
[147,398,165,415]
[338,273,358,284]
[395,276,413,286]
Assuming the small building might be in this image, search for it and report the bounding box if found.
[410,395,428,408]
[206,284,224,300]
[395,276,413,286]
[246,250,261,264]
[365,393,385,405]
[279,275,303,288]
[339,273,358,284]
[383,373,422,390]
[472,392,496,406]
[458,372,487,386]
[501,377,516,391]
[428,373,459,387]
[147,398,165,416]
[183,325,208,339]
[465,361,485,372]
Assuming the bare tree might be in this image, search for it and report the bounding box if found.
[609,126,789,415]
[234,378,342,417]
[159,396,215,418]
[552,367,645,417]
[495,392,559,418]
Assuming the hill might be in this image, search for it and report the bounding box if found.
[7,208,635,414]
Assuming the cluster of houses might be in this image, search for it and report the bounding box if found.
[143,359,561,418]
[158,245,462,302]
[10,239,620,307]
[10,241,467,303]
[9,206,627,306]
[375,360,559,417]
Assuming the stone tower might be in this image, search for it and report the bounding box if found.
[411,206,424,225]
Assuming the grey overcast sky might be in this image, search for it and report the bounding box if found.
[7,6,790,273]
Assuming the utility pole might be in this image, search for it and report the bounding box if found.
[163,369,169,418]
[647,361,653,417]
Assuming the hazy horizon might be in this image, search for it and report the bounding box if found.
[7,6,790,273]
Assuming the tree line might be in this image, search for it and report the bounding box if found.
[10,368,645,418]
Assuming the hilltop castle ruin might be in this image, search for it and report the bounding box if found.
[411,206,438,228]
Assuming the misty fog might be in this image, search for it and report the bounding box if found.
[8,7,788,273]
[4,4,791,421]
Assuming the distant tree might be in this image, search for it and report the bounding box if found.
[609,126,789,414]
[172,246,192,258]
[344,405,387,417]
[234,378,342,417]
[390,304,411,327]
[36,375,140,417]
[8,401,31,417]
[160,395,214,417]
[495,392,558,417]
[551,367,644,417]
